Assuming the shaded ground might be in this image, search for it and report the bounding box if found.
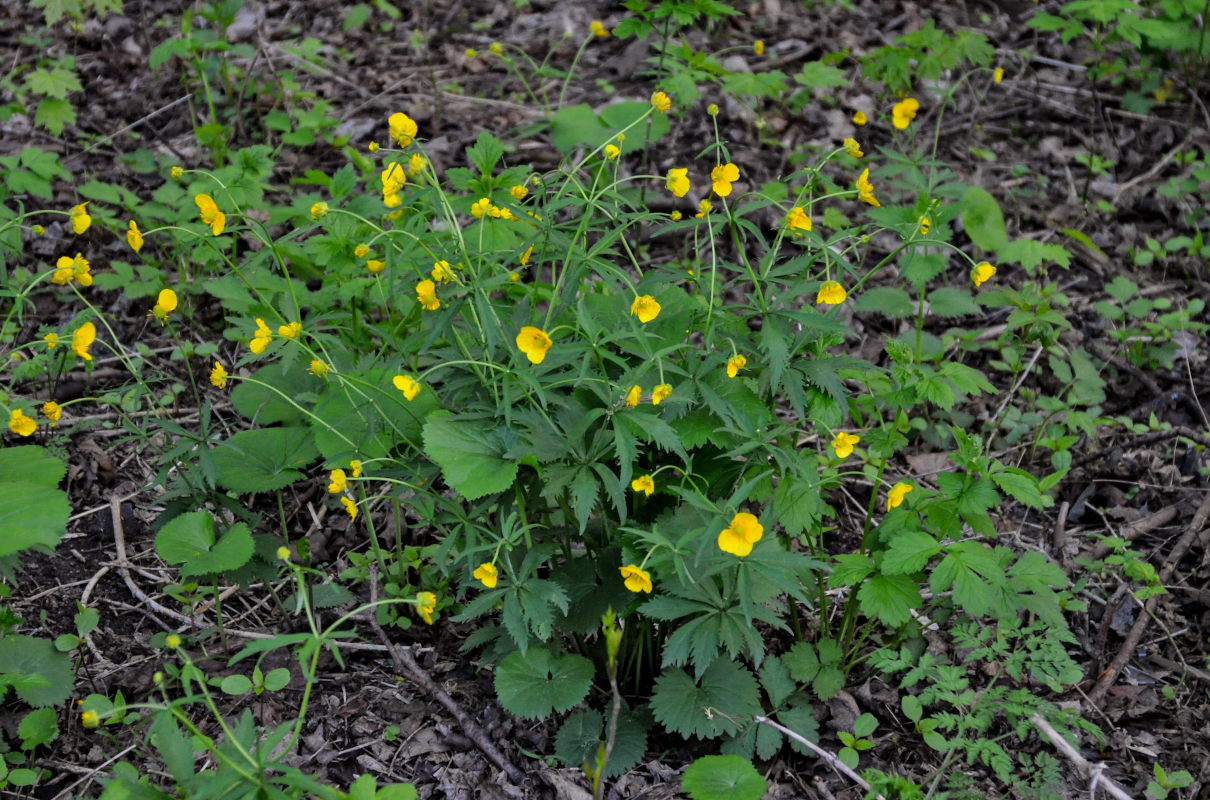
[4,0,1210,797]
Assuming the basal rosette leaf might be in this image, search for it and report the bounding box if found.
[494,647,593,720]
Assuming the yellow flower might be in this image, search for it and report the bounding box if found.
[707,103,719,116]
[919,216,931,235]
[278,321,302,339]
[431,260,454,283]
[474,563,499,588]
[408,153,427,175]
[516,326,552,364]
[194,194,226,235]
[509,271,520,282]
[832,431,861,459]
[726,354,747,378]
[625,385,642,408]
[165,633,181,649]
[471,197,492,219]
[72,253,93,286]
[368,141,379,153]
[382,163,407,206]
[891,97,919,129]
[651,91,671,113]
[277,546,291,561]
[9,409,36,437]
[44,332,59,349]
[310,201,329,220]
[844,137,863,158]
[328,469,347,494]
[210,361,228,389]
[631,474,654,496]
[465,48,477,58]
[972,262,997,287]
[630,295,661,323]
[816,281,848,305]
[754,40,765,55]
[786,206,812,232]
[710,162,740,197]
[393,374,422,400]
[519,244,534,266]
[42,401,62,424]
[652,384,672,405]
[993,67,1004,84]
[350,460,363,478]
[81,709,99,729]
[52,256,75,285]
[591,19,609,37]
[856,167,880,207]
[389,112,418,147]
[666,167,690,198]
[490,41,503,56]
[416,279,440,311]
[73,321,96,361]
[696,199,712,218]
[366,259,385,273]
[32,224,44,235]
[619,564,653,593]
[127,220,144,253]
[604,144,620,160]
[852,110,867,126]
[309,359,329,377]
[671,210,682,221]
[887,481,913,510]
[70,202,91,235]
[250,318,273,354]
[342,495,358,521]
[718,511,763,557]
[354,243,370,258]
[170,166,184,178]
[151,289,178,325]
[510,184,529,200]
[416,591,437,624]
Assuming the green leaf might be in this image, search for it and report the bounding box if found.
[29,0,82,25]
[828,553,874,587]
[34,97,75,137]
[997,238,1071,272]
[311,369,436,461]
[682,755,767,800]
[883,530,941,574]
[0,635,74,707]
[423,414,519,501]
[554,708,603,767]
[221,674,254,695]
[155,511,255,577]
[0,449,70,557]
[990,467,1050,509]
[0,445,67,487]
[600,101,669,152]
[494,647,593,720]
[651,660,761,739]
[857,573,921,627]
[928,287,982,317]
[855,286,915,318]
[960,185,1007,251]
[466,130,505,175]
[794,61,849,90]
[212,427,319,493]
[18,707,58,750]
[758,655,796,707]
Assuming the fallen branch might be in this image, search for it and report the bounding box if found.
[752,716,885,800]
[1031,714,1135,800]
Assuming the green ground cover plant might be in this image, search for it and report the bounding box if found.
[2,1,1207,797]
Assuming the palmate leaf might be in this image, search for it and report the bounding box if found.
[857,573,922,628]
[0,635,73,707]
[423,412,519,501]
[682,755,767,800]
[650,660,761,739]
[494,647,593,720]
[554,708,647,778]
[155,511,255,577]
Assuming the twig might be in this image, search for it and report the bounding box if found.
[365,567,526,785]
[1113,131,1196,205]
[1085,506,1180,561]
[1070,426,1210,471]
[1088,489,1210,705]
[1030,714,1135,800]
[62,95,190,166]
[752,716,885,800]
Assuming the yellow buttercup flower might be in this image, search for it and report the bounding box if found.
[490,41,503,56]
[416,591,437,624]
[42,401,62,424]
[210,361,228,389]
[844,137,863,158]
[465,48,477,58]
[328,469,347,494]
[416,279,440,311]
[619,564,652,593]
[786,206,812,232]
[651,91,671,113]
[9,409,36,437]
[165,633,181,649]
[44,332,59,349]
[393,375,422,401]
[310,201,329,220]
[710,162,740,197]
[471,197,492,219]
[473,563,499,588]
[671,210,682,221]
[919,216,931,235]
[81,709,99,729]
[887,481,914,510]
[816,281,847,305]
[852,110,868,126]
[249,318,273,354]
[856,168,880,207]
[70,202,91,235]
[368,141,379,153]
[754,40,765,55]
[696,199,712,218]
[127,220,144,253]
[630,295,661,323]
[604,144,620,160]
[516,326,552,364]
[278,321,302,339]
[341,495,358,521]
[194,194,226,235]
[389,112,418,147]
[625,385,642,408]
[631,474,655,496]
[277,546,291,561]
[431,260,454,283]
[366,259,385,274]
[666,167,690,198]
[350,460,363,478]
[309,359,329,377]
[510,184,528,201]
[652,384,672,405]
[519,244,534,266]
[972,262,997,287]
[32,224,44,235]
[407,153,427,175]
[151,289,178,325]
[707,103,719,116]
[891,97,919,129]
[170,165,184,178]
[590,19,609,37]
[73,321,96,361]
[726,354,747,378]
[993,67,1004,84]
[382,163,406,207]
[832,431,861,459]
[718,511,763,557]
[354,243,370,258]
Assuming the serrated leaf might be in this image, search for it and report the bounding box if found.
[682,755,767,800]
[857,574,921,627]
[883,530,941,574]
[34,97,75,137]
[928,287,982,317]
[18,707,58,750]
[494,647,593,720]
[554,708,603,766]
[423,415,519,501]
[212,427,319,493]
[795,61,849,90]
[0,482,70,557]
[0,635,74,707]
[759,656,796,707]
[650,661,761,739]
[960,185,1007,251]
[155,511,255,577]
[855,286,915,318]
[991,467,1050,509]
